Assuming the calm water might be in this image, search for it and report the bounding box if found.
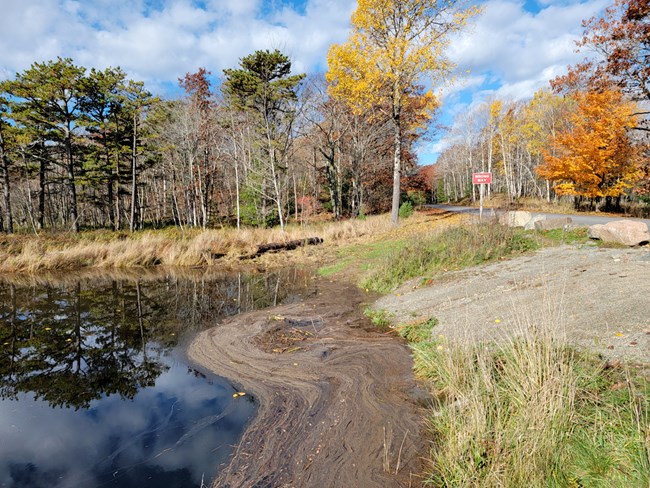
[0,268,314,488]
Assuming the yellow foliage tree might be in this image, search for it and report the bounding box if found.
[327,0,479,223]
[537,88,644,204]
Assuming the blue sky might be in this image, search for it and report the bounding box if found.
[0,0,607,163]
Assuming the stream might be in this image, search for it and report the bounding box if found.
[0,267,314,488]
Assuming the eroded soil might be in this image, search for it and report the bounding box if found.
[188,280,424,488]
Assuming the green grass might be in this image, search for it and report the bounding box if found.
[395,317,438,343]
[363,308,393,330]
[318,238,407,277]
[317,259,352,277]
[408,334,649,488]
[360,223,539,293]
[536,226,590,245]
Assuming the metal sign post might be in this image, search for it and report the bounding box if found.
[472,172,492,221]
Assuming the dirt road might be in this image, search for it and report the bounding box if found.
[189,280,424,488]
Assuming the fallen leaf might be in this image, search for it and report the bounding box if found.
[610,382,626,391]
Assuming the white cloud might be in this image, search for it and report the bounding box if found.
[423,0,611,162]
[449,0,608,84]
[0,0,354,86]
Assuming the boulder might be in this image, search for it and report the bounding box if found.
[524,215,546,230]
[534,217,573,231]
[588,220,650,246]
[499,210,532,228]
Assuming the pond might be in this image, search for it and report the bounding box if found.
[0,267,315,488]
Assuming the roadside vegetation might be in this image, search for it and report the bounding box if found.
[390,317,650,487]
[360,222,539,293]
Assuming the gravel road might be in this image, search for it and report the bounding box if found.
[375,244,650,364]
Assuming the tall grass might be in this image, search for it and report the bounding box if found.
[360,222,538,293]
[411,330,649,487]
[0,215,394,273]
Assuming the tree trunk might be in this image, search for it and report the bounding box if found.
[106,141,115,229]
[130,112,138,232]
[38,152,47,230]
[391,112,402,224]
[65,125,79,232]
[0,122,13,233]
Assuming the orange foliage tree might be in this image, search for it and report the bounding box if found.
[537,88,644,205]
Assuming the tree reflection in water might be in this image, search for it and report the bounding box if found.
[0,267,312,488]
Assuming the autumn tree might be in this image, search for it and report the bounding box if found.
[327,0,478,223]
[580,0,649,104]
[537,88,644,208]
[177,68,219,228]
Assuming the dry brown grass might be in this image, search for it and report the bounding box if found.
[411,311,650,487]
[0,214,401,273]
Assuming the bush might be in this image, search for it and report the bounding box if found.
[398,201,414,219]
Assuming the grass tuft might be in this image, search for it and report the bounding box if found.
[0,214,398,273]
[364,308,393,330]
[409,330,649,487]
[394,317,438,343]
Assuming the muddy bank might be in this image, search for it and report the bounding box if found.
[188,280,424,488]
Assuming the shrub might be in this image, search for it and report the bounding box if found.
[398,201,414,219]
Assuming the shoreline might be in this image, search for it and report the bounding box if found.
[188,279,425,487]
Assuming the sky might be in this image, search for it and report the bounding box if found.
[0,0,609,164]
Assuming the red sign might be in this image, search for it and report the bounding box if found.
[472,172,492,184]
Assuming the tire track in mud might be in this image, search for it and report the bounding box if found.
[188,280,424,488]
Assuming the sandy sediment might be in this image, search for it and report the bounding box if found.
[188,280,424,488]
